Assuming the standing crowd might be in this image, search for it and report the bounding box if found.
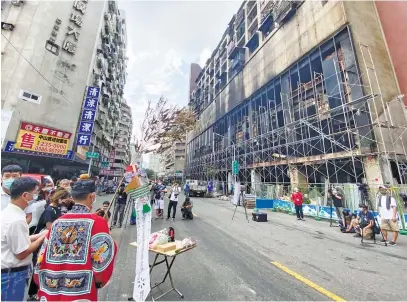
[1,165,117,302]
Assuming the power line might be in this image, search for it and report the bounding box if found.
[1,32,73,105]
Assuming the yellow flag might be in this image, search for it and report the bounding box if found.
[125,176,140,193]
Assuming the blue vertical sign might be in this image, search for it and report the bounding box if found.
[76,86,100,147]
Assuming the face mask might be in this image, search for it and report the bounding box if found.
[359,208,363,212]
[44,187,53,192]
[27,199,37,206]
[61,206,68,213]
[65,187,72,193]
[2,178,15,190]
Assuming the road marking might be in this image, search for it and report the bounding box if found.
[248,288,256,295]
[271,262,346,302]
[193,213,199,217]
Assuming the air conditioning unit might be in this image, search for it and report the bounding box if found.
[19,89,42,104]
[11,0,25,6]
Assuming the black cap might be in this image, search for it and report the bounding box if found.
[72,180,95,196]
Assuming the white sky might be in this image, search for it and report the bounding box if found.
[118,0,242,142]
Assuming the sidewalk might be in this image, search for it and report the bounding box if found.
[215,197,407,256]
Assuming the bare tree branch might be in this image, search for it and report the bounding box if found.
[135,96,197,154]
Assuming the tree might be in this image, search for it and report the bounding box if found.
[134,96,197,154]
[144,168,156,180]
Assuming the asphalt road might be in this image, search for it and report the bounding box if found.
[96,194,407,301]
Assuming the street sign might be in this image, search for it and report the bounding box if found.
[86,152,99,159]
[101,161,109,167]
[232,160,239,175]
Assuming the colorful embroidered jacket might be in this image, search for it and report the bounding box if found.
[34,204,117,301]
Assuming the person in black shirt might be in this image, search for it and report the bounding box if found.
[181,197,193,220]
[28,187,69,301]
[112,183,127,228]
[96,201,112,220]
[331,188,344,225]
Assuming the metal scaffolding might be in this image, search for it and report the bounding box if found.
[186,39,407,188]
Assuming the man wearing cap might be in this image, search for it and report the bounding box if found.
[358,204,375,239]
[377,185,399,246]
[34,180,117,301]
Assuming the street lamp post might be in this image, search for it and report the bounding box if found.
[87,129,104,176]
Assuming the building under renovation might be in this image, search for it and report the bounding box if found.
[186,0,407,201]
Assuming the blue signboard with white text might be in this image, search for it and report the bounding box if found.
[3,141,73,159]
[76,86,101,147]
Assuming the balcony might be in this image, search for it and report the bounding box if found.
[272,1,301,24]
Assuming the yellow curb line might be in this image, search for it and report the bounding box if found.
[193,213,199,217]
[271,261,346,301]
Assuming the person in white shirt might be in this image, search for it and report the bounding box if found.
[377,185,399,246]
[1,165,36,225]
[1,177,47,302]
[166,183,181,221]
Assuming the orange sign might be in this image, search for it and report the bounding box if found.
[15,122,71,155]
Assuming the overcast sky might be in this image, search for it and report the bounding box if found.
[118,0,241,141]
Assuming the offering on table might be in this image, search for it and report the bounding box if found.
[149,232,170,249]
[180,237,197,248]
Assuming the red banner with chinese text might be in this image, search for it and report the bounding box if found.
[14,122,71,155]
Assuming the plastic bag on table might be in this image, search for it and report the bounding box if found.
[149,232,170,249]
[180,237,197,249]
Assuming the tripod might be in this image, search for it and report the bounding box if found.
[232,190,249,223]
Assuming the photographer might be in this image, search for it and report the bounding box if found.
[166,183,181,221]
[96,201,112,220]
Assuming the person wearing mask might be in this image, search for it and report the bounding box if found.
[34,180,117,302]
[58,179,71,192]
[28,188,70,301]
[291,188,304,221]
[1,164,37,225]
[377,185,399,245]
[1,177,47,302]
[112,183,127,228]
[331,188,344,225]
[166,183,181,221]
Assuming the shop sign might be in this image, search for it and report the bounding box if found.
[14,122,71,156]
[4,141,73,160]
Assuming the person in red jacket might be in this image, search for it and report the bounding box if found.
[34,180,117,301]
[291,188,304,220]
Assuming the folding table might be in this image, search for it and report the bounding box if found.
[128,240,196,301]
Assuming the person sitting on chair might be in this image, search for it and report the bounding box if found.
[181,197,193,220]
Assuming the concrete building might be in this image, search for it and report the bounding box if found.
[111,99,132,175]
[148,153,161,173]
[1,0,106,175]
[85,2,128,177]
[1,0,129,178]
[186,0,407,194]
[162,141,186,179]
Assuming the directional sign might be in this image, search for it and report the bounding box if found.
[232,160,239,175]
[86,152,99,159]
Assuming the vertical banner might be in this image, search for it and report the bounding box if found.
[233,181,241,205]
[76,86,100,147]
[126,168,151,302]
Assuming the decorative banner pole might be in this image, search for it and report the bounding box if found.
[125,167,152,302]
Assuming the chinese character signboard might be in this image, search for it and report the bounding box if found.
[76,86,100,147]
[109,150,116,168]
[14,123,72,156]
